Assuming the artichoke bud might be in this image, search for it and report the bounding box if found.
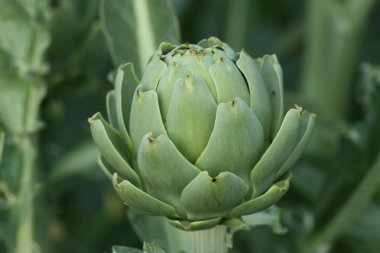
[89,37,316,231]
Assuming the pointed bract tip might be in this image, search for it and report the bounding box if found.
[88,112,102,124]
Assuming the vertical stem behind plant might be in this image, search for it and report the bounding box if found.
[301,0,376,152]
[225,0,250,50]
[11,134,37,253]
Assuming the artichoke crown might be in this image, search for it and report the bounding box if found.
[89,37,315,230]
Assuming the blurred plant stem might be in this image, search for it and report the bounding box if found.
[300,152,380,253]
[190,225,231,253]
[10,134,37,253]
[0,132,4,164]
[0,1,50,252]
[301,0,376,154]
[225,0,249,50]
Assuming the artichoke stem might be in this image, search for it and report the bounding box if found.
[190,225,231,253]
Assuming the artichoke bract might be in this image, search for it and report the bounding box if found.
[89,37,315,230]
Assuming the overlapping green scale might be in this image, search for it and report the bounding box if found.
[106,90,119,130]
[211,48,235,62]
[129,88,167,150]
[157,41,176,55]
[209,56,250,105]
[256,55,284,139]
[114,64,139,135]
[180,171,249,220]
[250,107,315,197]
[197,37,222,49]
[177,51,217,100]
[276,110,316,178]
[138,133,200,214]
[97,155,114,181]
[237,50,272,144]
[140,58,166,91]
[229,174,291,217]
[156,63,193,120]
[110,64,139,154]
[197,37,237,60]
[195,98,264,186]
[89,113,140,187]
[165,75,217,162]
[112,174,177,217]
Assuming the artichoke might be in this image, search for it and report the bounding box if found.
[89,37,315,230]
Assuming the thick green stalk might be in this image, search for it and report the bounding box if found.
[11,134,36,253]
[301,0,376,152]
[190,226,231,253]
[225,0,250,50]
[301,152,380,253]
[302,0,336,118]
[0,131,4,164]
[302,0,375,117]
[0,1,48,252]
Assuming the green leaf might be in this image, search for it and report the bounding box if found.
[47,141,99,183]
[100,0,180,76]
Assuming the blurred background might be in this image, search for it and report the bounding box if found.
[1,0,380,252]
